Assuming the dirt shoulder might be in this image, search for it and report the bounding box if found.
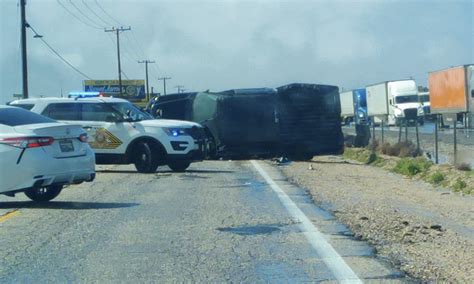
[277,155,474,282]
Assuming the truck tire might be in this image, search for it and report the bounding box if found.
[134,142,159,173]
[168,161,191,172]
[24,185,63,202]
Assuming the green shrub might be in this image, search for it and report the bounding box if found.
[366,152,378,164]
[429,172,445,184]
[393,157,432,177]
[453,179,467,192]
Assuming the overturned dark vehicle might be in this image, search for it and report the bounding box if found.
[147,84,344,160]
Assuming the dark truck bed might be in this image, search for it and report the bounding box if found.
[149,84,344,160]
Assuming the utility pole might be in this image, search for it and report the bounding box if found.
[158,77,171,95]
[105,26,131,96]
[20,0,28,99]
[175,85,185,94]
[138,60,155,101]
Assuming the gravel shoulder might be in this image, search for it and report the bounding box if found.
[277,155,474,282]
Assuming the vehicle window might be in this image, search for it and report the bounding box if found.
[395,95,419,104]
[12,104,34,110]
[42,103,81,120]
[81,103,120,121]
[0,107,56,126]
[107,102,153,122]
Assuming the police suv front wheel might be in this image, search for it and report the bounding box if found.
[167,160,191,172]
[133,142,160,173]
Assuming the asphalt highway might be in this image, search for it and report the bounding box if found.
[0,161,410,282]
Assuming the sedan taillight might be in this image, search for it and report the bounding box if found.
[0,136,54,148]
[78,133,88,143]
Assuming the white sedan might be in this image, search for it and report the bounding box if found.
[0,105,95,201]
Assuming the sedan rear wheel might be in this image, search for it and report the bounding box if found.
[24,185,63,202]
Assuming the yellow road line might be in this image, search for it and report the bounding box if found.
[0,210,20,223]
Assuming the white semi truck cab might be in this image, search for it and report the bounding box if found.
[367,79,424,126]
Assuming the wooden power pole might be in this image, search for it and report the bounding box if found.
[105,26,131,96]
[138,60,155,101]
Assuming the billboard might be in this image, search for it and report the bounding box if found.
[83,80,145,101]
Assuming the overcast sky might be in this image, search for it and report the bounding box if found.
[0,0,472,103]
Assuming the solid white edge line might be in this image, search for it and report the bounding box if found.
[251,160,362,284]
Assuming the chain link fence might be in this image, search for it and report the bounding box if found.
[342,120,474,167]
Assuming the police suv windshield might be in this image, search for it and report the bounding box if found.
[108,102,153,122]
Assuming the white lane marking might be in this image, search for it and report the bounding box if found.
[251,160,362,283]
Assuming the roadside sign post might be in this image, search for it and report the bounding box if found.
[415,119,420,152]
[453,119,457,165]
[398,122,402,143]
[405,122,408,142]
[435,115,439,164]
[381,119,384,144]
[372,118,376,144]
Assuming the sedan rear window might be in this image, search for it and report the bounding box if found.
[0,107,56,126]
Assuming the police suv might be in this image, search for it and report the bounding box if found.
[9,96,207,173]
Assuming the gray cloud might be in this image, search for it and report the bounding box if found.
[1,0,472,103]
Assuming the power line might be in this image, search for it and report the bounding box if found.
[56,0,102,30]
[92,0,166,84]
[121,70,129,80]
[128,32,146,58]
[94,0,121,26]
[40,39,93,79]
[67,0,105,29]
[93,0,149,78]
[106,32,134,63]
[28,25,93,79]
[80,0,112,27]
[123,33,143,60]
[93,1,150,67]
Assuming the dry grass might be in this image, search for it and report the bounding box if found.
[344,148,473,195]
[455,163,472,171]
[377,141,422,158]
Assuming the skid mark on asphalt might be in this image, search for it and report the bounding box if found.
[251,160,362,284]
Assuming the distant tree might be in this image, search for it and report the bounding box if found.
[417,86,429,92]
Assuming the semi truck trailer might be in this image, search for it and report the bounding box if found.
[366,79,424,126]
[340,89,369,125]
[340,90,354,125]
[428,65,474,128]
